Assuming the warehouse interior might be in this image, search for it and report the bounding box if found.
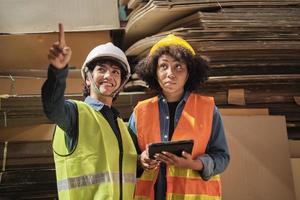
[0,0,299,199]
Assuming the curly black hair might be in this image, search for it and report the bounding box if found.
[135,45,209,92]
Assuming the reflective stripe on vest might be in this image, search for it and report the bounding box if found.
[53,100,137,200]
[134,93,221,200]
[167,194,221,200]
[57,172,136,191]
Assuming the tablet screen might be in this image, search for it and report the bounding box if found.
[148,139,194,159]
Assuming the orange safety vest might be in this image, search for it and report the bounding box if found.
[134,93,221,200]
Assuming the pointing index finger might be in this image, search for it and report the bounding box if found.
[58,23,66,47]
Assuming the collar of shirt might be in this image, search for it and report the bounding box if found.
[157,90,190,103]
[84,96,120,117]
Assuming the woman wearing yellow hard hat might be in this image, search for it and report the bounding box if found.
[128,34,230,200]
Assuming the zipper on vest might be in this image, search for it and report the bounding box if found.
[103,108,124,200]
[114,120,124,200]
[119,150,123,200]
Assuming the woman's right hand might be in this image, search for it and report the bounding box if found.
[139,148,160,171]
[48,23,72,69]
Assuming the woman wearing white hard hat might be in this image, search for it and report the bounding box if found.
[81,42,131,99]
[42,24,137,200]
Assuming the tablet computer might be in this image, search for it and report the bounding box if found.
[148,139,194,159]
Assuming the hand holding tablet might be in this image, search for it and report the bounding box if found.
[148,139,194,159]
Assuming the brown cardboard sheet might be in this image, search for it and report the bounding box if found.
[291,158,300,200]
[221,116,295,200]
[220,108,269,116]
[289,140,300,158]
[124,1,207,48]
[227,88,246,105]
[0,0,119,34]
[0,31,111,70]
[0,77,82,95]
[0,124,55,141]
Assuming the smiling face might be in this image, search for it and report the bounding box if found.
[86,62,122,103]
[156,54,189,102]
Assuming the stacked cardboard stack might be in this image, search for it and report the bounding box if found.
[0,141,56,199]
[124,2,300,139]
[0,92,155,128]
[123,0,300,48]
[123,3,300,198]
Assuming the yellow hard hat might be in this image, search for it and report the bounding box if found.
[149,34,195,56]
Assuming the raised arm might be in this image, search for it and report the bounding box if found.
[48,23,72,69]
[42,23,76,135]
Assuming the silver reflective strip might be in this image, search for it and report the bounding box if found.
[57,172,136,191]
[123,173,136,183]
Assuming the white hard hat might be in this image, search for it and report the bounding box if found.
[81,42,131,82]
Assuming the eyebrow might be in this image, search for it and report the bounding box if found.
[111,66,121,71]
[159,59,183,64]
[97,64,121,71]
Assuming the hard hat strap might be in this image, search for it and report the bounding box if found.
[86,70,102,95]
[111,74,130,98]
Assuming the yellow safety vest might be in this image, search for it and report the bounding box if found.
[53,100,137,200]
[134,93,221,200]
